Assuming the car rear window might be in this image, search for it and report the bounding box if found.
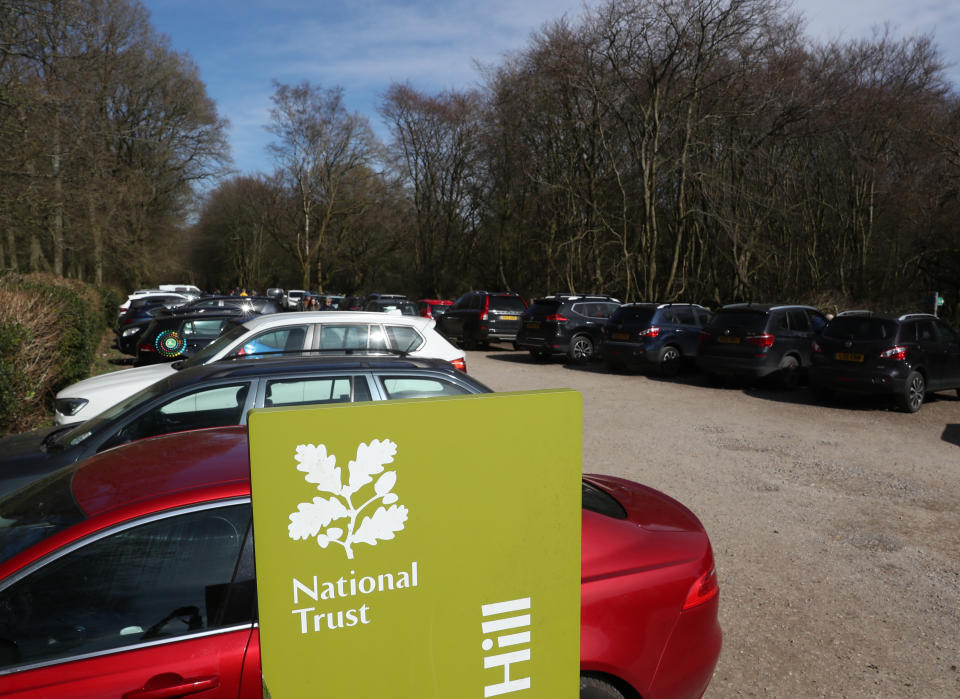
[610,307,655,324]
[0,469,85,564]
[708,310,768,333]
[489,296,527,312]
[582,481,626,519]
[527,300,561,315]
[823,317,898,341]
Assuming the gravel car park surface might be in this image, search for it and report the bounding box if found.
[467,349,960,697]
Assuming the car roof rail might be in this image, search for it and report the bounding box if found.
[897,313,938,321]
[219,347,418,362]
[837,309,873,317]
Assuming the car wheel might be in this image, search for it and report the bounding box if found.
[658,345,682,376]
[777,355,800,389]
[579,676,626,699]
[899,371,925,413]
[567,334,595,364]
[529,349,551,361]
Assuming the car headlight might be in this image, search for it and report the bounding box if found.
[122,327,142,337]
[56,397,89,416]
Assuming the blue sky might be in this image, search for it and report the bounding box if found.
[139,0,960,177]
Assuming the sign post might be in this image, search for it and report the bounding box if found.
[249,389,582,698]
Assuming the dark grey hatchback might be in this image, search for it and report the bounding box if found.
[602,303,712,375]
[696,303,827,387]
[810,312,960,412]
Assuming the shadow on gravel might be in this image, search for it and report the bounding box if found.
[941,424,960,447]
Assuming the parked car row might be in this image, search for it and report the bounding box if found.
[0,286,723,697]
[432,292,960,413]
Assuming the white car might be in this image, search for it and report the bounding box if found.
[54,312,467,424]
[283,290,307,310]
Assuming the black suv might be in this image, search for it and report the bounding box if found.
[516,295,621,363]
[696,303,827,387]
[602,303,712,375]
[437,291,528,349]
[0,355,491,496]
[810,312,960,412]
[136,311,246,366]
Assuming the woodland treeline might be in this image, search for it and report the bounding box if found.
[4,0,960,312]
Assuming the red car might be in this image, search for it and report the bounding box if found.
[0,428,720,698]
[417,298,453,319]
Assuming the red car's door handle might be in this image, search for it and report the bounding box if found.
[123,673,220,699]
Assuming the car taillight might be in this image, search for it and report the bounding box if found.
[811,340,822,353]
[746,333,775,349]
[639,326,660,338]
[699,330,711,341]
[682,566,719,610]
[480,296,490,321]
[880,346,907,361]
[138,342,154,353]
[450,357,467,372]
[545,314,568,323]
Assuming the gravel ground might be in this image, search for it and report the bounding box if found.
[467,348,960,698]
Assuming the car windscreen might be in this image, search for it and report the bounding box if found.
[0,467,85,564]
[822,317,898,341]
[610,307,655,324]
[489,296,527,312]
[49,375,179,450]
[708,310,768,333]
[179,322,249,369]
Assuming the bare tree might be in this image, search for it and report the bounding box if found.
[267,81,378,290]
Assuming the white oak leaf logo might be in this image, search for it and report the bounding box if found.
[353,504,409,545]
[288,496,349,540]
[287,438,406,559]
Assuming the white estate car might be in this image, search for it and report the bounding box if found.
[55,312,467,425]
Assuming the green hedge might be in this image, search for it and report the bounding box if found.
[0,272,120,435]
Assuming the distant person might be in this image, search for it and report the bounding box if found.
[324,297,333,309]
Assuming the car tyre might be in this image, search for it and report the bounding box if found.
[567,334,595,364]
[777,355,800,389]
[658,345,682,377]
[579,676,626,699]
[899,371,925,413]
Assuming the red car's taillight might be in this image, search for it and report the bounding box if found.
[450,357,467,372]
[545,314,568,323]
[745,333,775,349]
[639,326,661,338]
[682,566,719,610]
[880,346,907,361]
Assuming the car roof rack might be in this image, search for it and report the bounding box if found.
[836,309,873,317]
[219,347,418,362]
[897,313,938,321]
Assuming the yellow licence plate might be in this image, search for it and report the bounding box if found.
[718,336,741,344]
[501,315,519,321]
[835,352,864,362]
[612,332,630,340]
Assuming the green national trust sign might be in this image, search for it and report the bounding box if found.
[248,389,582,698]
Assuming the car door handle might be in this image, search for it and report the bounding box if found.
[123,673,220,699]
